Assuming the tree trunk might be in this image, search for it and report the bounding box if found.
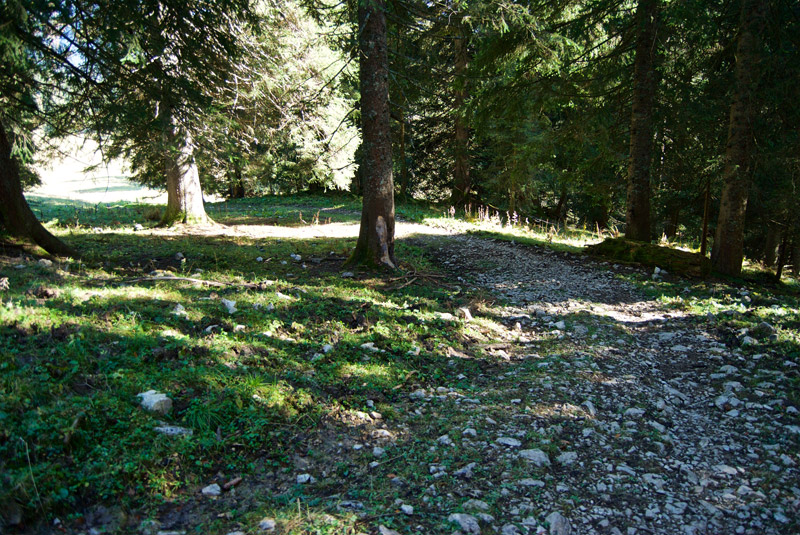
[791,228,800,277]
[450,26,470,207]
[0,120,78,257]
[762,223,780,266]
[160,105,210,226]
[711,0,765,276]
[664,205,680,240]
[347,0,396,268]
[624,0,659,242]
[701,180,711,256]
[228,163,245,199]
[399,109,410,200]
[774,229,790,282]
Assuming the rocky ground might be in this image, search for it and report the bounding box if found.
[67,229,799,535]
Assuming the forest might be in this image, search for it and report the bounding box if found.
[1,0,799,534]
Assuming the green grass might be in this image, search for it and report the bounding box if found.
[3,193,799,533]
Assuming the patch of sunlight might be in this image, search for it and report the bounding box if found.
[338,362,393,381]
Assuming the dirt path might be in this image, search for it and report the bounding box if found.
[411,233,799,535]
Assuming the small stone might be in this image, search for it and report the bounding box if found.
[497,437,522,447]
[201,483,221,496]
[174,252,184,260]
[624,407,645,418]
[258,517,277,532]
[341,271,355,278]
[296,473,316,484]
[322,344,334,353]
[410,389,426,400]
[518,478,545,488]
[545,511,571,535]
[137,390,172,414]
[454,462,477,478]
[171,304,186,316]
[448,513,481,535]
[378,526,400,535]
[463,499,490,511]
[400,504,414,515]
[554,321,566,330]
[134,223,145,231]
[463,428,477,437]
[502,525,523,535]
[457,307,474,320]
[556,452,578,465]
[741,336,757,346]
[153,424,192,436]
[582,400,597,416]
[38,258,53,267]
[520,449,551,467]
[221,299,237,314]
[438,434,455,446]
[373,446,385,457]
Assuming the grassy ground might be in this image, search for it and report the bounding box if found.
[1,194,798,533]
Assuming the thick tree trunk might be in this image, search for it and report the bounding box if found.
[228,163,245,199]
[160,105,210,226]
[347,0,396,268]
[625,0,659,242]
[711,0,765,276]
[450,27,470,208]
[0,120,78,257]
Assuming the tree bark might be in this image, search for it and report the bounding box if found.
[450,26,470,208]
[160,104,210,225]
[347,0,396,268]
[701,180,711,256]
[398,108,410,200]
[664,205,680,240]
[762,223,780,266]
[624,0,659,242]
[0,120,78,257]
[711,0,765,276]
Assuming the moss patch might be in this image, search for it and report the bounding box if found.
[585,238,711,277]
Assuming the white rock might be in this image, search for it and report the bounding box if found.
[437,434,455,447]
[171,304,186,316]
[554,321,566,330]
[624,407,644,418]
[582,400,597,416]
[201,483,221,496]
[378,526,400,535]
[38,259,53,267]
[448,513,481,535]
[137,390,172,414]
[502,525,523,535]
[463,428,477,437]
[497,437,522,447]
[545,511,571,535]
[373,446,385,457]
[221,299,237,314]
[341,271,354,278]
[322,344,334,353]
[556,452,578,465]
[520,449,551,467]
[153,424,192,436]
[400,504,414,515]
[256,256,263,262]
[463,499,490,511]
[518,478,545,487]
[457,307,473,320]
[296,473,316,484]
[258,517,276,532]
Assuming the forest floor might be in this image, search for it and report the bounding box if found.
[1,195,799,535]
